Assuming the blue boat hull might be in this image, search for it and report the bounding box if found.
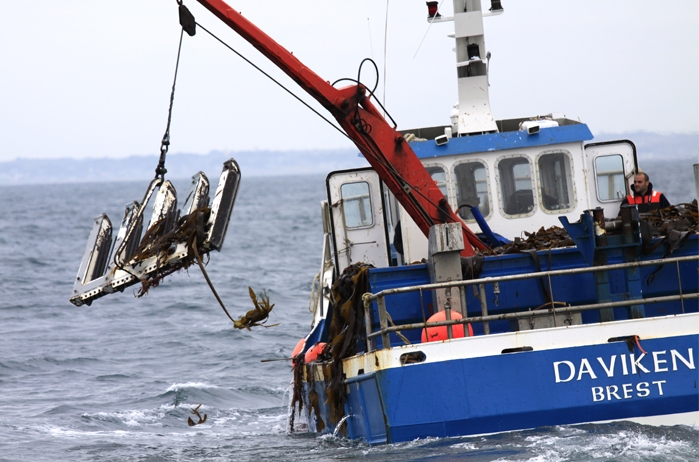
[298,232,698,444]
[337,329,698,444]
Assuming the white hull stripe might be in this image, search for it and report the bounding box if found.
[344,312,699,378]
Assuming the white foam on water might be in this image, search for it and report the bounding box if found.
[166,381,220,392]
[493,426,699,461]
[450,441,477,450]
[581,429,694,460]
[43,425,136,439]
[355,436,440,457]
[88,408,166,427]
[207,408,288,436]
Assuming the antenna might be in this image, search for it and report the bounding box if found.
[383,0,389,112]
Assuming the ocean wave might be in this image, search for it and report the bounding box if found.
[208,407,289,436]
[95,374,133,382]
[84,409,166,428]
[166,382,220,392]
[486,423,699,462]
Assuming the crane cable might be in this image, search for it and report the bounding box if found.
[179,1,426,201]
[154,28,182,179]
[112,4,193,277]
[191,20,353,143]
[153,1,202,180]
[177,3,447,232]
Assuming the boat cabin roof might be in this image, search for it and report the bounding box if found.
[401,116,593,158]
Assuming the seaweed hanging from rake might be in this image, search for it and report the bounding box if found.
[126,207,211,297]
[118,202,277,330]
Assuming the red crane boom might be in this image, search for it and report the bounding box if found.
[195,0,487,255]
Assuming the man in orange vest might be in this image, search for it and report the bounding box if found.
[620,172,670,213]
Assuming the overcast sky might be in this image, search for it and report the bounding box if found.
[1,0,697,163]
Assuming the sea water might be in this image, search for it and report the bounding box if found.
[0,167,697,461]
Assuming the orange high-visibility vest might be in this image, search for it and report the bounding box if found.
[626,190,662,205]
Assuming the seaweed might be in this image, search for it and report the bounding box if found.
[323,263,372,429]
[187,404,208,426]
[130,207,211,297]
[233,287,278,330]
[480,201,698,256]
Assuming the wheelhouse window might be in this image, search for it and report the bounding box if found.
[537,152,575,212]
[424,165,448,197]
[340,181,373,228]
[497,156,535,216]
[454,161,490,221]
[595,155,626,201]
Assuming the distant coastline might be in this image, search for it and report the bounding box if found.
[0,131,695,186]
[0,149,368,186]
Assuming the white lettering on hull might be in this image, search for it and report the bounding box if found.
[672,349,695,370]
[553,348,695,383]
[577,358,598,380]
[631,353,650,374]
[553,360,575,383]
[597,356,616,377]
[591,381,666,402]
[553,348,695,403]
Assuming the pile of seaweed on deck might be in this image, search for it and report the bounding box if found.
[480,201,698,255]
[642,200,698,235]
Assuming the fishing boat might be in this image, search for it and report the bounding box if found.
[71,0,698,444]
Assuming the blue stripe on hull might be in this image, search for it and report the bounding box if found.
[344,334,698,444]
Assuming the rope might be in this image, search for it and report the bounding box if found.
[194,21,352,143]
[384,310,411,345]
[188,10,434,214]
[634,335,647,355]
[308,257,334,314]
[413,0,447,59]
[308,271,322,314]
[113,3,190,272]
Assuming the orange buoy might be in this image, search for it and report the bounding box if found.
[291,338,306,359]
[304,342,327,363]
[421,311,473,342]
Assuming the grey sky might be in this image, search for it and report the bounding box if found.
[2,1,697,163]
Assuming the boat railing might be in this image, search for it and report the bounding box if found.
[362,254,699,352]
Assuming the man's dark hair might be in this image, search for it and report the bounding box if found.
[636,172,649,181]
